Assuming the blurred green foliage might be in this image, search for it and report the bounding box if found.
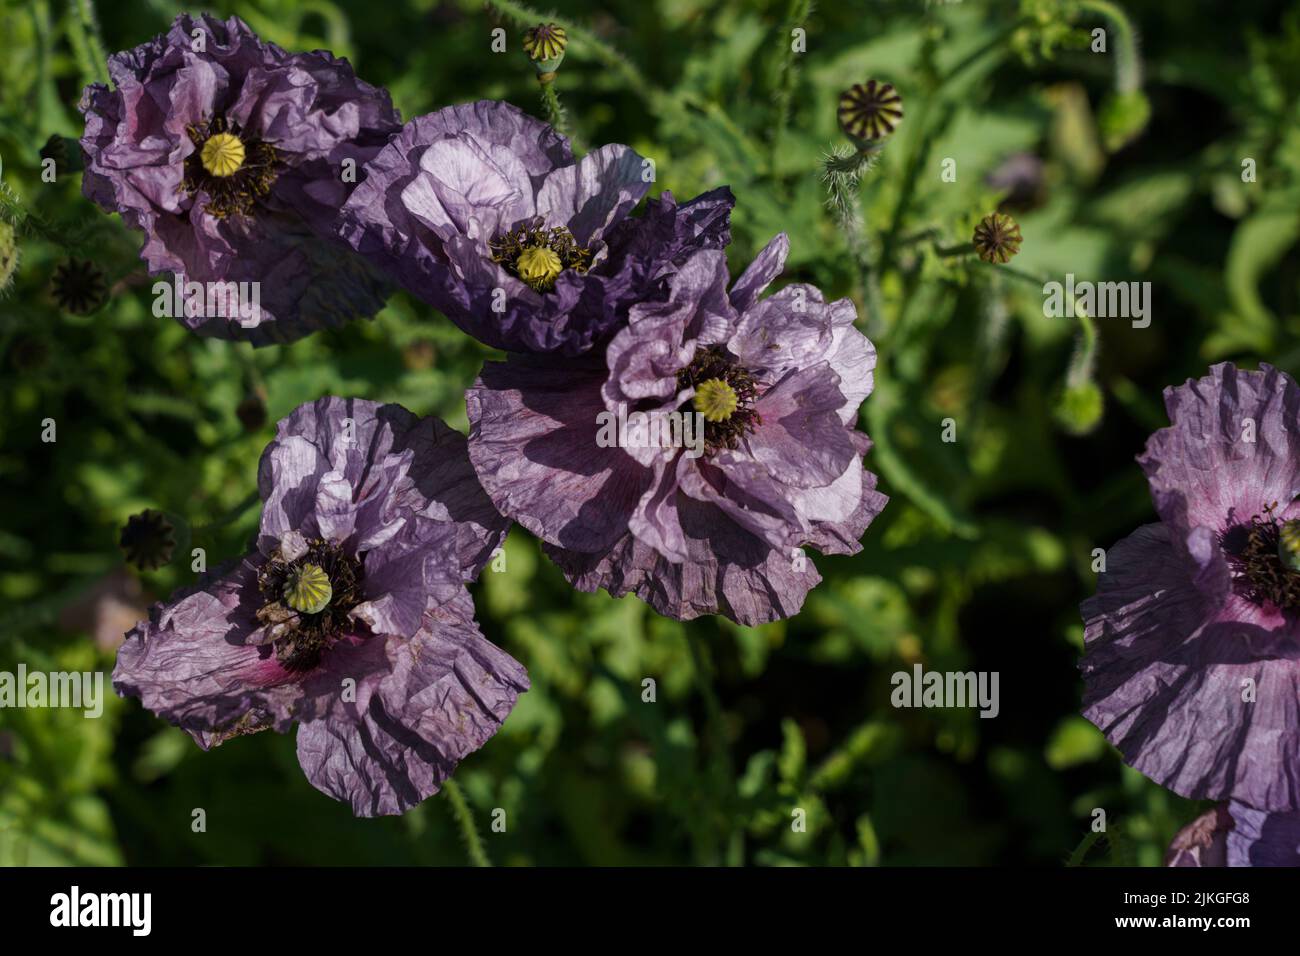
[1,0,1295,866]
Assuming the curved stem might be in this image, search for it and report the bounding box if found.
[997,264,1099,385]
[769,0,814,170]
[1078,0,1142,93]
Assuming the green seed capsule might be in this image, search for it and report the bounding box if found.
[284,563,333,614]
[1277,520,1300,572]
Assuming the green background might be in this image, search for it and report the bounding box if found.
[1,0,1295,865]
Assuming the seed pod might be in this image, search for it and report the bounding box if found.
[837,80,903,146]
[972,212,1023,265]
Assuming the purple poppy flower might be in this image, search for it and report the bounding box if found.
[1081,363,1300,813]
[338,100,734,355]
[466,237,887,625]
[79,14,401,345]
[113,398,525,817]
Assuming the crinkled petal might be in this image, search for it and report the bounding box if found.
[258,397,506,581]
[728,233,789,313]
[1081,523,1300,811]
[1226,800,1300,866]
[294,591,528,817]
[79,13,400,345]
[467,356,651,552]
[112,557,303,748]
[548,492,821,626]
[1140,363,1300,540]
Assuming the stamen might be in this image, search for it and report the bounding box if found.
[677,346,761,454]
[1225,509,1300,610]
[181,116,281,219]
[256,540,363,670]
[489,219,592,292]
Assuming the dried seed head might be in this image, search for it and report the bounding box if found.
[51,258,108,314]
[972,212,1023,264]
[119,509,176,570]
[837,80,903,145]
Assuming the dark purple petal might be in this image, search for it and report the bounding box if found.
[1226,800,1300,866]
[340,102,733,355]
[294,591,528,817]
[115,397,524,818]
[547,494,822,626]
[467,356,652,552]
[466,238,885,624]
[258,397,507,582]
[111,558,304,748]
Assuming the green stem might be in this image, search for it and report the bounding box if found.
[0,180,87,251]
[686,627,735,863]
[769,0,814,170]
[881,19,1028,266]
[998,263,1099,385]
[442,779,491,867]
[934,240,975,257]
[538,80,568,137]
[189,490,261,542]
[71,0,110,85]
[1078,0,1141,93]
[821,147,886,332]
[488,0,661,105]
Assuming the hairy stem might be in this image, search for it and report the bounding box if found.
[71,0,110,85]
[488,0,658,102]
[769,0,814,169]
[442,779,492,867]
[538,80,568,137]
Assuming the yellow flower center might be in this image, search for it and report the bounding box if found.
[283,563,332,614]
[516,244,564,289]
[693,378,739,423]
[200,132,246,178]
